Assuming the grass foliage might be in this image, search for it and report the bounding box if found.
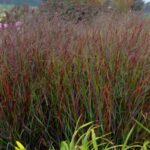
[0,3,150,149]
[14,119,150,150]
[59,119,150,150]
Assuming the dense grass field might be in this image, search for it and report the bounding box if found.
[0,1,150,150]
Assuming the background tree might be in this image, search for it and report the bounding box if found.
[144,2,150,13]
[112,0,144,11]
[113,0,134,11]
[131,0,144,11]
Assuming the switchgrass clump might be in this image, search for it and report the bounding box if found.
[0,11,150,149]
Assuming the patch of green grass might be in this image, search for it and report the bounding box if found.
[0,4,13,11]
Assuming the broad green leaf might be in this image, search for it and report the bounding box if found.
[60,141,69,150]
[15,141,26,150]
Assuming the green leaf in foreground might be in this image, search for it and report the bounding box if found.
[134,119,150,134]
[122,125,135,150]
[60,141,69,150]
[15,141,26,150]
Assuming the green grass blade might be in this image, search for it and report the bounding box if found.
[91,129,98,150]
[122,125,135,150]
[134,119,150,134]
